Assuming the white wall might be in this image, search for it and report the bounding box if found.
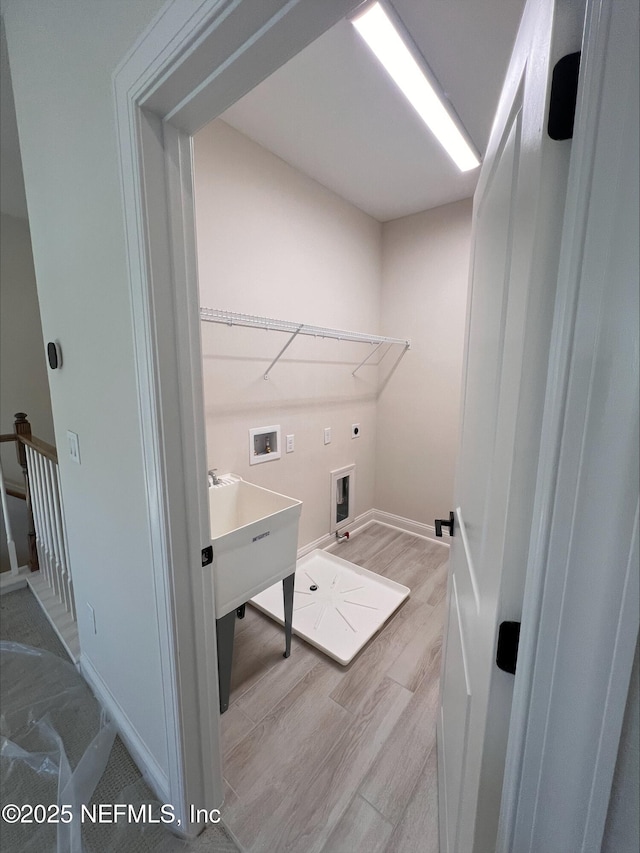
[194,120,382,547]
[1,20,28,222]
[0,213,53,569]
[376,200,472,526]
[2,0,171,779]
[0,214,54,479]
[194,123,473,544]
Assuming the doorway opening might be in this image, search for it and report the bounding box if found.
[186,6,508,848]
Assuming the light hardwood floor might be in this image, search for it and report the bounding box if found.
[221,524,449,853]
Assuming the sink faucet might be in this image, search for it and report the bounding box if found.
[208,468,221,486]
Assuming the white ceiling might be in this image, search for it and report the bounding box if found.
[0,1,525,224]
[221,0,526,222]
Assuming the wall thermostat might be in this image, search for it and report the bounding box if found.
[47,341,62,370]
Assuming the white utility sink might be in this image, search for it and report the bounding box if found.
[208,475,302,618]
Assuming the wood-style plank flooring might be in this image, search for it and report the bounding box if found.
[221,524,449,853]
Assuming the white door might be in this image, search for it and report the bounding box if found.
[437,1,585,851]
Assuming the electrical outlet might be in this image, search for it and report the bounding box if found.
[87,602,97,634]
[351,423,361,438]
[67,430,81,464]
[286,434,295,453]
[324,427,332,445]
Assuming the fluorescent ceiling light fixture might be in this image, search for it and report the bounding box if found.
[352,2,480,172]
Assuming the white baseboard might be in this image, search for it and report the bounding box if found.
[372,509,451,546]
[26,571,81,663]
[297,508,450,558]
[80,653,170,803]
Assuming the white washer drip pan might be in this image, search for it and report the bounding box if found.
[250,549,410,665]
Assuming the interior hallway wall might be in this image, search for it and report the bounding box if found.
[194,120,382,547]
[376,199,472,528]
[0,213,54,481]
[2,0,172,782]
[0,213,53,569]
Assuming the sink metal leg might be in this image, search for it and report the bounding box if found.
[282,572,295,658]
[216,610,236,714]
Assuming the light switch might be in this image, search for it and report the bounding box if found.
[324,427,332,445]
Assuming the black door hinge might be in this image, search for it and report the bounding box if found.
[548,52,581,140]
[201,546,213,567]
[435,511,455,537]
[496,621,521,674]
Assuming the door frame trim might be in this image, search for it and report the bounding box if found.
[113,0,361,830]
[498,0,639,848]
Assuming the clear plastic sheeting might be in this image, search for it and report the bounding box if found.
[0,642,189,853]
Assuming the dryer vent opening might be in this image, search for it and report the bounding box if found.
[330,465,356,534]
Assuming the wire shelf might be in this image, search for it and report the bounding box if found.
[200,307,410,379]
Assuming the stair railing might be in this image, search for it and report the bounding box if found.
[0,413,76,621]
[0,456,20,576]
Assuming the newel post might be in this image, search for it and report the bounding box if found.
[14,413,38,571]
